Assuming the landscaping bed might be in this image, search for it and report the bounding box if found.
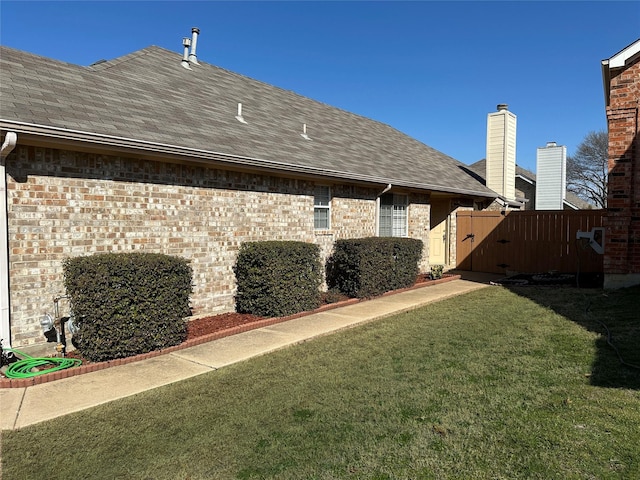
[1,273,457,387]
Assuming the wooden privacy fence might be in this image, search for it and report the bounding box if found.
[456,210,605,274]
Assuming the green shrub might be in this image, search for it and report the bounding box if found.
[234,241,322,317]
[430,264,444,280]
[326,237,423,298]
[63,252,192,362]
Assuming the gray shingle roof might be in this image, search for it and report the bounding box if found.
[1,45,496,197]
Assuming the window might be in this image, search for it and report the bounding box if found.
[314,185,331,230]
[379,193,407,237]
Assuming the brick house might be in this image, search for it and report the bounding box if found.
[0,39,496,350]
[601,38,640,288]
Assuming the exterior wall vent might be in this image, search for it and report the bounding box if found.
[536,142,567,210]
[486,104,517,201]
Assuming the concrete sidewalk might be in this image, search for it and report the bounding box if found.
[1,272,500,430]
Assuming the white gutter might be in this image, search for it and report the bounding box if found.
[0,131,17,348]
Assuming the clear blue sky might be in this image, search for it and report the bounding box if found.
[1,1,638,173]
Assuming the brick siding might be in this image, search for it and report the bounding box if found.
[6,146,432,347]
[604,56,640,275]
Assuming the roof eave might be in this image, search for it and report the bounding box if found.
[562,199,580,210]
[601,58,611,107]
[1,120,497,199]
[515,173,535,185]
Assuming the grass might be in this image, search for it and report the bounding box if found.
[2,285,639,479]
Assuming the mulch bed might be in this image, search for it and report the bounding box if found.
[1,274,457,387]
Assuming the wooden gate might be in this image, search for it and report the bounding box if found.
[456,210,605,274]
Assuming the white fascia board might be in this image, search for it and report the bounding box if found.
[515,173,535,185]
[608,39,640,68]
[562,199,579,210]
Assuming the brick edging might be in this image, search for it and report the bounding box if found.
[0,275,460,388]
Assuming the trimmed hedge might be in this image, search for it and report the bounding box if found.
[326,237,423,298]
[234,241,322,317]
[63,252,193,362]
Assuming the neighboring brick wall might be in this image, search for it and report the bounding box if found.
[516,178,536,210]
[5,146,439,347]
[604,56,640,277]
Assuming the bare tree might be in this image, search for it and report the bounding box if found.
[567,130,608,208]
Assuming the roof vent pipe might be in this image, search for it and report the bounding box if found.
[301,123,311,140]
[235,103,248,124]
[181,37,192,70]
[188,27,200,65]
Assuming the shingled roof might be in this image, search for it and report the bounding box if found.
[1,45,496,198]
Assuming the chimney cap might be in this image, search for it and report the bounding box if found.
[497,103,508,111]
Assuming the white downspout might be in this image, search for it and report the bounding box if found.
[0,131,17,348]
[375,184,392,236]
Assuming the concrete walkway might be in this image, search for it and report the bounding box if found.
[0,272,501,431]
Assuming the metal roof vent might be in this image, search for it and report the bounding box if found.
[181,37,192,70]
[181,27,200,69]
[300,123,311,140]
[188,27,200,65]
[235,103,248,124]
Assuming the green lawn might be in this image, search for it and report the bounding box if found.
[2,285,639,479]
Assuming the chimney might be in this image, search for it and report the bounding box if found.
[188,27,200,65]
[536,141,567,210]
[486,103,517,201]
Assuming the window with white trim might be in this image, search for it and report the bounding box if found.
[379,193,408,237]
[314,185,331,230]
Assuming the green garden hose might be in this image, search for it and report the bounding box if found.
[1,348,82,379]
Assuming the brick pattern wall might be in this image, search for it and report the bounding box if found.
[407,193,431,271]
[6,146,437,347]
[516,179,536,210]
[604,57,640,275]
